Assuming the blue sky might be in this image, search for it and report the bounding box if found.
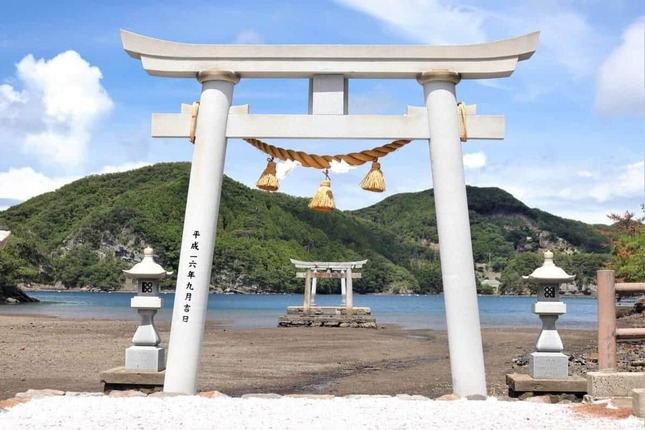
[0,0,643,225]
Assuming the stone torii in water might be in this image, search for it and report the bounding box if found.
[121,30,539,397]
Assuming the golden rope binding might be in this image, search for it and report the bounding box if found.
[189,102,200,144]
[457,102,468,142]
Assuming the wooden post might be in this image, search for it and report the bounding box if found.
[346,267,353,317]
[303,269,311,316]
[597,270,617,371]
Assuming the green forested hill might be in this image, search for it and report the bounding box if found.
[0,162,610,295]
[353,186,607,256]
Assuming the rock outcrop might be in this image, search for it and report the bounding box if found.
[0,285,39,305]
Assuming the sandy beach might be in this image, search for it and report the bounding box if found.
[1,314,644,429]
[0,314,615,400]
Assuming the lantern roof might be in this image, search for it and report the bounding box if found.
[524,251,575,283]
[123,247,172,278]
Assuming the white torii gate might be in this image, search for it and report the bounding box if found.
[121,30,539,397]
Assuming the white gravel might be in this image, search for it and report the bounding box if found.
[1,396,643,430]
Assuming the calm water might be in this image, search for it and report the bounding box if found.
[0,292,598,330]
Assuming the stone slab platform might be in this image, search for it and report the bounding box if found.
[633,388,645,418]
[279,314,377,328]
[506,373,587,397]
[587,371,645,398]
[100,366,165,393]
[287,306,371,316]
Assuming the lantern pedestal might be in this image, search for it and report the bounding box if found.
[529,352,568,379]
[529,302,569,379]
[126,346,165,372]
[126,295,164,371]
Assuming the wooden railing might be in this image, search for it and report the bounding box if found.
[597,270,645,371]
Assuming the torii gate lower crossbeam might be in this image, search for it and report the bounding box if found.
[121,30,539,398]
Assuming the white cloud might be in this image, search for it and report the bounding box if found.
[335,1,606,101]
[23,130,89,166]
[530,11,601,80]
[349,83,405,115]
[0,167,75,201]
[463,151,486,169]
[335,0,487,45]
[0,162,151,205]
[0,51,113,168]
[464,156,644,224]
[551,207,621,226]
[470,159,644,205]
[234,29,264,44]
[589,161,645,203]
[594,18,645,117]
[98,162,151,175]
[0,84,27,119]
[329,159,357,174]
[275,160,301,180]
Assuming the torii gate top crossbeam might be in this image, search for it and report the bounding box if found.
[290,259,368,270]
[121,30,539,79]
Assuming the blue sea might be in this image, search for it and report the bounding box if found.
[0,292,599,330]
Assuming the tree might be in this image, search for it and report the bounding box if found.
[556,252,608,292]
[606,208,645,282]
[499,252,543,295]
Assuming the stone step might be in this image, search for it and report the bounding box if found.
[278,315,377,328]
[100,366,165,393]
[587,371,645,398]
[506,373,587,397]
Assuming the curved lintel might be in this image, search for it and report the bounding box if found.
[290,259,369,269]
[121,30,539,80]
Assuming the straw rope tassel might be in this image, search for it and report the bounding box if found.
[309,171,335,212]
[360,160,385,192]
[256,158,279,191]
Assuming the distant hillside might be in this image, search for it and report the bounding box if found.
[0,162,610,295]
[353,186,607,260]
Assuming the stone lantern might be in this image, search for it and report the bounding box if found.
[123,247,172,371]
[524,250,575,379]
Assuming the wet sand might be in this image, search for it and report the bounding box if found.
[0,314,614,400]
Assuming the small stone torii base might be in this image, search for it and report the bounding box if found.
[278,259,376,328]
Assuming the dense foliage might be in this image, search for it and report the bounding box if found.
[0,162,612,295]
[605,209,645,282]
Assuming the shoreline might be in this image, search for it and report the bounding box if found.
[0,291,613,331]
[0,314,605,401]
[18,286,599,299]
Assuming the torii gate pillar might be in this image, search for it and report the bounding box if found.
[163,70,239,394]
[419,70,486,396]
